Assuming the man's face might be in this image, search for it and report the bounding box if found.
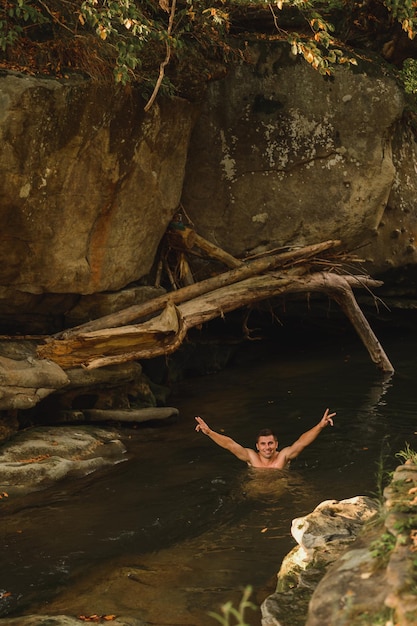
[256,435,278,458]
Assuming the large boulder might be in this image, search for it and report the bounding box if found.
[262,462,417,626]
[0,73,196,298]
[181,43,417,278]
[261,496,379,626]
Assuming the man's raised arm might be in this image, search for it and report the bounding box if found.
[281,408,336,462]
[195,416,252,463]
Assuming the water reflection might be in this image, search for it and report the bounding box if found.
[237,468,305,504]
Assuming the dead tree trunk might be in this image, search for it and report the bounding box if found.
[37,271,394,374]
[57,240,341,339]
[177,272,394,374]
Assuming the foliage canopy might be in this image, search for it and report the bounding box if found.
[1,1,417,102]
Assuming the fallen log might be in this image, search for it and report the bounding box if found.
[57,240,341,339]
[167,225,244,268]
[193,232,244,268]
[38,301,185,369]
[37,271,394,373]
[55,407,179,424]
[177,272,394,374]
[324,274,394,374]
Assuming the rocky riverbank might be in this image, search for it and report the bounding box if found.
[262,459,417,626]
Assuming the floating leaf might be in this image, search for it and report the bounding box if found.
[78,615,117,623]
[0,591,12,599]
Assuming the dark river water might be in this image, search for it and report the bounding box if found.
[0,324,416,625]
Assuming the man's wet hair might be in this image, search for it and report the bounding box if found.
[256,428,278,443]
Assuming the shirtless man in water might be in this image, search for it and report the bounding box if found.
[194,408,335,469]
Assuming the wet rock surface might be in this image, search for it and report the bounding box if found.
[0,426,127,495]
[262,463,417,626]
[182,41,413,278]
[0,72,195,332]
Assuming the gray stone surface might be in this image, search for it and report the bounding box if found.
[182,42,417,277]
[262,464,417,626]
[1,50,417,332]
[0,425,127,495]
[261,496,379,626]
[0,354,69,410]
[0,74,196,296]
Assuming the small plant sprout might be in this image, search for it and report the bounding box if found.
[208,585,257,626]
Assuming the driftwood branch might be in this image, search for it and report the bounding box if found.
[38,301,186,369]
[57,240,341,339]
[328,276,394,373]
[55,407,179,424]
[167,226,243,268]
[193,232,243,268]
[37,270,394,373]
[178,272,394,373]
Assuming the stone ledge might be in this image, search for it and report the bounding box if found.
[262,462,417,626]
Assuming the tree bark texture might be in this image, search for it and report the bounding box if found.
[37,271,394,373]
[57,239,341,339]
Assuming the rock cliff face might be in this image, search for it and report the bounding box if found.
[0,73,196,330]
[181,43,417,280]
[1,43,417,334]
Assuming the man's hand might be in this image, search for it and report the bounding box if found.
[195,416,211,435]
[321,408,336,428]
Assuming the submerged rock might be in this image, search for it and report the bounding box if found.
[0,425,127,496]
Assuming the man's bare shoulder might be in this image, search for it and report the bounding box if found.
[245,448,261,466]
[275,447,292,468]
